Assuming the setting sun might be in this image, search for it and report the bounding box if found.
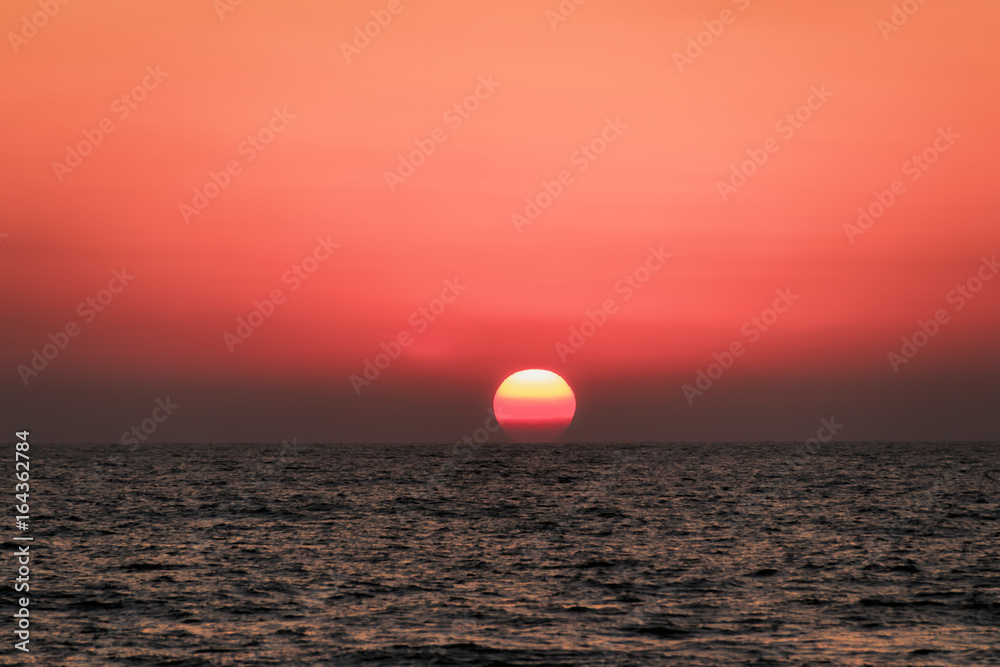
[493,369,576,442]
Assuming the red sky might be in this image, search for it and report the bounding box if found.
[2,0,999,443]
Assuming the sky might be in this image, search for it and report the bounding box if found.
[2,0,998,444]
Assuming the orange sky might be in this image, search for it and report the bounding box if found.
[2,0,999,443]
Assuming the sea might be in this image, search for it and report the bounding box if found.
[21,441,1000,666]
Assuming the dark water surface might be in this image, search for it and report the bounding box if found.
[22,442,1000,665]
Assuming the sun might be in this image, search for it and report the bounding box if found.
[493,369,576,443]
